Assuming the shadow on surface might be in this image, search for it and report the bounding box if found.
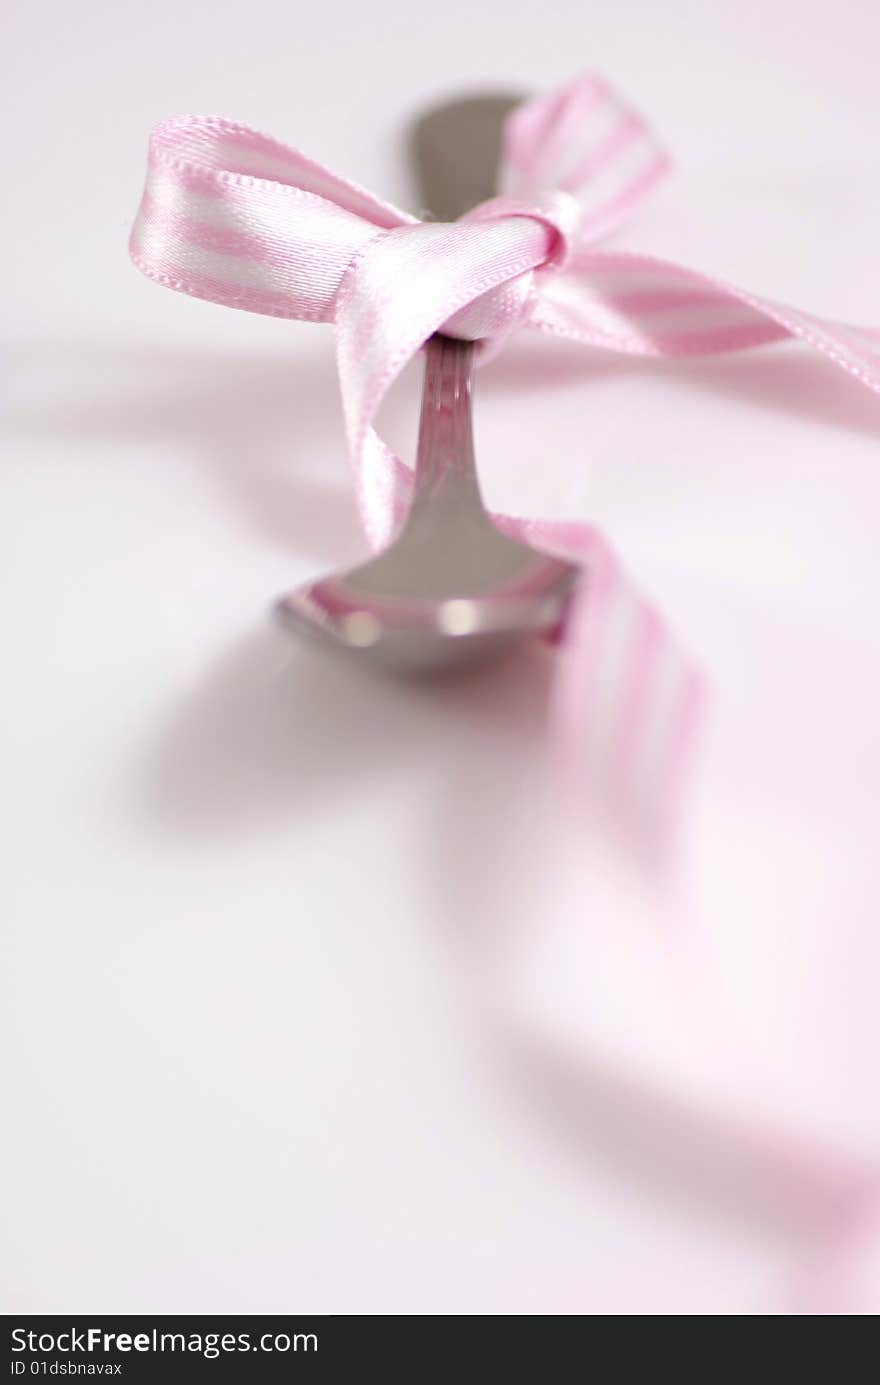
[134,618,555,844]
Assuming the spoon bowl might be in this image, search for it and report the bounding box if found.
[275,533,577,674]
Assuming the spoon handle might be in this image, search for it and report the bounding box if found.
[408,334,485,516]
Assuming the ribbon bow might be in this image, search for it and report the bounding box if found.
[130,72,880,845]
[131,74,880,1311]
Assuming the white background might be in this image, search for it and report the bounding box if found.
[3,0,880,1314]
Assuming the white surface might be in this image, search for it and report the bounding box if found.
[3,0,880,1315]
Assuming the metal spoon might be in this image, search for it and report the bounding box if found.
[275,97,581,674]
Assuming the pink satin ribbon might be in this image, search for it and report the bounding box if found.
[130,72,880,851]
[130,73,880,1312]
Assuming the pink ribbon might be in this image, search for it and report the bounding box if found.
[130,73,880,1311]
[130,72,880,850]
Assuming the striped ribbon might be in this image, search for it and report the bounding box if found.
[130,72,880,1312]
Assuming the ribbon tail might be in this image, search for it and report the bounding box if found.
[534,519,705,866]
[529,249,880,394]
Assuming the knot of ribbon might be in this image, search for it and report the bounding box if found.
[130,73,880,1312]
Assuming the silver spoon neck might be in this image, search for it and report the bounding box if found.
[407,334,484,518]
